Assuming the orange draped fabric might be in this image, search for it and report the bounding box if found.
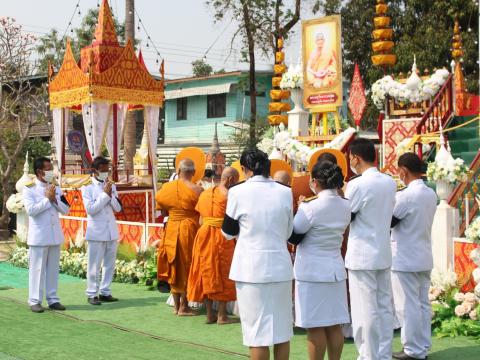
[187,187,236,302]
[156,180,200,294]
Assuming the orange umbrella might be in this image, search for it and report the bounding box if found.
[175,147,206,184]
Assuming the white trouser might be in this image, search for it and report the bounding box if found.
[28,245,61,306]
[86,240,118,298]
[348,269,394,360]
[392,271,431,359]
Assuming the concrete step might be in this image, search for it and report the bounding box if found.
[450,138,480,153]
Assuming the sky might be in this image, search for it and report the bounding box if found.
[2,0,319,79]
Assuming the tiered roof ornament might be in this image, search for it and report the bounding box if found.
[451,19,472,113]
[205,123,226,176]
[48,0,164,109]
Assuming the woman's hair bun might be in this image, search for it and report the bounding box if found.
[311,161,344,189]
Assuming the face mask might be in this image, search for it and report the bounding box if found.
[350,157,358,175]
[97,172,109,182]
[43,170,54,183]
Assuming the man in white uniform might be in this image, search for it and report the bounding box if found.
[23,157,70,312]
[81,157,122,305]
[391,153,437,360]
[345,138,397,360]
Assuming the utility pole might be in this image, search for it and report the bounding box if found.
[123,0,136,173]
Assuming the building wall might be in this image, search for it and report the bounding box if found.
[164,72,274,145]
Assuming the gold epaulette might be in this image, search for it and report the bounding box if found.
[25,181,35,188]
[303,195,318,203]
[82,178,93,186]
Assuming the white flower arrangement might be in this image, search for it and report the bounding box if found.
[280,63,303,90]
[431,267,458,292]
[6,193,24,214]
[465,218,480,245]
[426,157,469,184]
[269,127,356,167]
[371,68,450,110]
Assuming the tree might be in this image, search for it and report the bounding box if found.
[0,17,49,231]
[192,59,213,77]
[208,0,302,147]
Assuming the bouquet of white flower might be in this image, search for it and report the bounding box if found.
[426,157,469,184]
[280,64,303,90]
[465,217,480,244]
[6,193,24,214]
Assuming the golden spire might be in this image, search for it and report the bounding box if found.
[371,0,396,68]
[451,19,464,60]
[93,0,119,46]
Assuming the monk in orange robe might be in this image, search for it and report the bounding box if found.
[187,167,239,324]
[156,158,203,316]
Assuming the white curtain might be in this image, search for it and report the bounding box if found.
[52,108,68,173]
[105,103,128,161]
[144,106,160,192]
[82,102,110,158]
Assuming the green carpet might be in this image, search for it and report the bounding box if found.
[1,262,479,359]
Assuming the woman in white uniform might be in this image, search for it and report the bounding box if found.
[290,161,351,360]
[222,149,294,360]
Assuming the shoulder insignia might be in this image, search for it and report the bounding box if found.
[83,178,93,186]
[228,180,245,189]
[348,174,362,181]
[397,186,406,192]
[25,181,35,188]
[303,195,318,203]
[275,181,291,188]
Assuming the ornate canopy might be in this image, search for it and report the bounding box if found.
[48,0,164,109]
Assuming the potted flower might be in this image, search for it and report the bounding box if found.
[426,157,469,201]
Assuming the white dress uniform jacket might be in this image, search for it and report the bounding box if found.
[81,178,122,241]
[23,179,70,246]
[293,189,351,282]
[223,176,294,283]
[391,179,437,272]
[345,167,397,270]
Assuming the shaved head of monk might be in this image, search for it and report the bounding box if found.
[221,167,239,189]
[273,170,291,186]
[178,158,195,180]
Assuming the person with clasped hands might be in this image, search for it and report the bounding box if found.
[81,156,122,306]
[23,157,70,313]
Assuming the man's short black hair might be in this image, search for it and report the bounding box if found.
[33,157,51,175]
[92,156,110,170]
[349,138,376,163]
[398,152,424,174]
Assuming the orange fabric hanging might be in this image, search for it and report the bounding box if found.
[187,187,236,302]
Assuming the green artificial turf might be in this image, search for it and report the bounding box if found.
[1,262,479,359]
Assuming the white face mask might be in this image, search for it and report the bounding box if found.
[309,180,317,195]
[97,172,109,182]
[43,170,54,183]
[350,165,358,175]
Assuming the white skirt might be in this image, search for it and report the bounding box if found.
[236,281,293,347]
[295,279,350,328]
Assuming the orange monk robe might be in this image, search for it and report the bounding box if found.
[187,187,236,302]
[156,180,200,294]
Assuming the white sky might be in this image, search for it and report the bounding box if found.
[2,0,320,79]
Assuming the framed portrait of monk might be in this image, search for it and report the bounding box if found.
[302,15,342,112]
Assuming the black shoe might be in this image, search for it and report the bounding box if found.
[30,304,44,313]
[88,296,102,305]
[99,295,118,302]
[393,350,426,360]
[48,302,66,311]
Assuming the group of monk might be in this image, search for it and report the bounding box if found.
[155,158,240,324]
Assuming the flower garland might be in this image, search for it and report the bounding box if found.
[426,157,469,184]
[371,68,450,110]
[466,217,480,245]
[280,63,303,90]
